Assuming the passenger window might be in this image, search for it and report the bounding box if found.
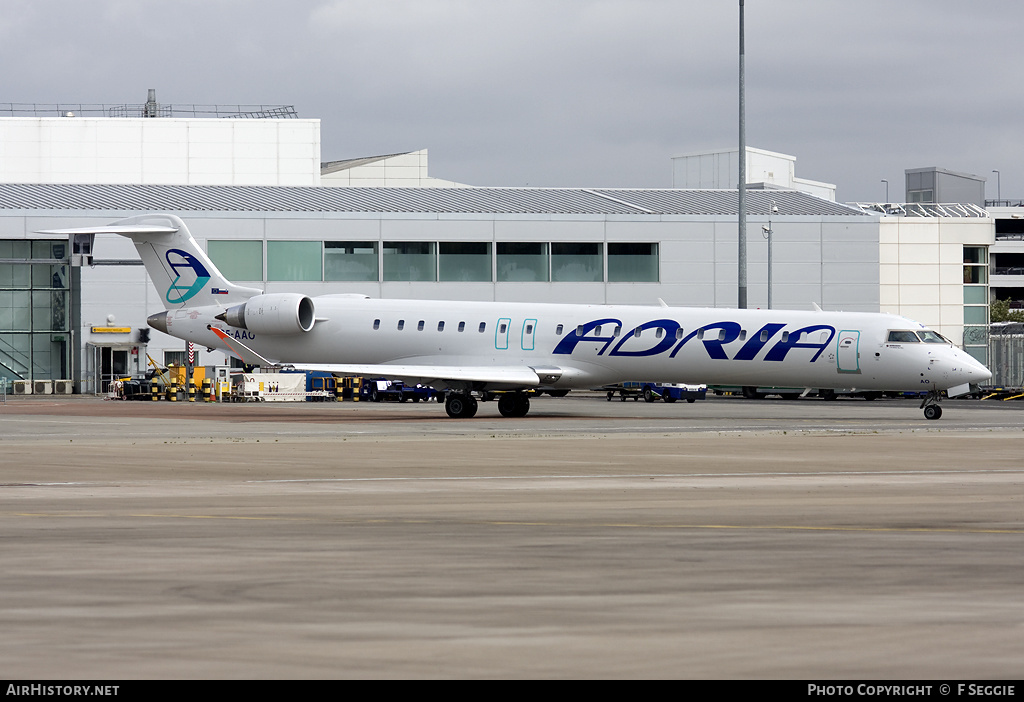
[397,320,405,331]
[499,323,507,333]
[556,324,564,335]
[373,319,380,330]
[458,321,465,332]
[655,328,663,339]
[525,324,533,334]
[760,330,769,342]
[438,321,445,332]
[479,322,486,333]
[676,328,684,340]
[613,326,621,337]
[594,325,602,336]
[781,331,789,342]
[417,320,425,331]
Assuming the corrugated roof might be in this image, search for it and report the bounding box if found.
[0,183,872,217]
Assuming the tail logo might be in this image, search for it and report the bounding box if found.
[165,248,212,304]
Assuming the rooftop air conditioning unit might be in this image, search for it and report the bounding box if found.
[13,380,31,395]
[33,380,52,395]
[53,379,73,395]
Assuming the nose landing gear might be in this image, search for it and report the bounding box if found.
[920,390,943,420]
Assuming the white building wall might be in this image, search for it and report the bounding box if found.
[0,118,321,186]
[878,216,994,346]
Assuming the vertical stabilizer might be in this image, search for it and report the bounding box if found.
[42,214,262,309]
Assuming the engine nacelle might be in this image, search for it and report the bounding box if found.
[221,293,316,334]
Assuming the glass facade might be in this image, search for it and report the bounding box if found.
[325,242,378,282]
[0,240,71,381]
[439,242,491,282]
[962,245,989,364]
[608,243,659,282]
[268,240,322,281]
[207,240,263,281]
[551,243,603,282]
[497,242,549,282]
[209,238,661,284]
[383,242,436,281]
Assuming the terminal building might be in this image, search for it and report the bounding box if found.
[0,95,995,392]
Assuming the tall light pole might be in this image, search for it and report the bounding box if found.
[992,170,1001,203]
[737,0,747,308]
[881,179,889,202]
[762,200,778,309]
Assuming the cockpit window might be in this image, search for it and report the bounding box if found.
[887,330,920,343]
[916,330,947,344]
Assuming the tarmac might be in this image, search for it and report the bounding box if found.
[1,392,1023,678]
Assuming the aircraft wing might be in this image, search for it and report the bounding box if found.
[294,363,547,389]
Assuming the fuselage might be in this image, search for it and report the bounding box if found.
[155,296,991,393]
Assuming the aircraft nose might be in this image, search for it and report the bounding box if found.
[968,357,993,383]
[952,348,992,384]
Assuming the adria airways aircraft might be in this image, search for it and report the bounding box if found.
[48,214,991,420]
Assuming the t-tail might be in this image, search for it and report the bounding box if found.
[43,214,262,309]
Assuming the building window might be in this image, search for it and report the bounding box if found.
[439,242,491,282]
[497,242,549,282]
[207,240,263,281]
[383,242,436,281]
[608,243,659,282]
[962,245,989,364]
[268,241,322,281]
[551,243,603,282]
[0,240,71,383]
[325,241,378,282]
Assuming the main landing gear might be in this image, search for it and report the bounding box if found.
[443,391,532,419]
[444,392,478,419]
[497,392,531,418]
[920,389,943,420]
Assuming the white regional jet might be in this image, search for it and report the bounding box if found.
[47,214,992,420]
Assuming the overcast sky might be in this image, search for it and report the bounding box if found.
[2,0,1021,202]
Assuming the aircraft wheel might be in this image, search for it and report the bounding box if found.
[498,393,530,418]
[924,404,942,420]
[445,393,478,419]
